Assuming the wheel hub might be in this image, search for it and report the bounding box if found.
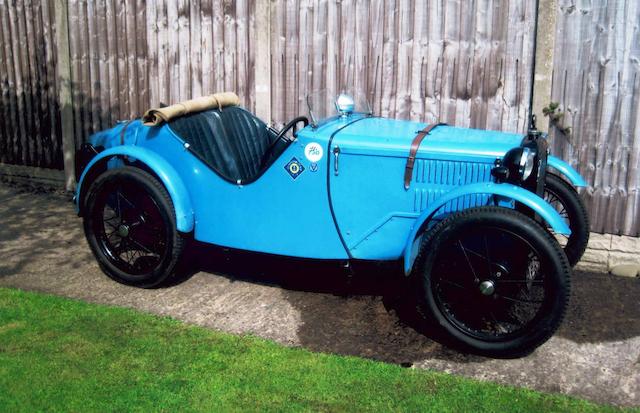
[117,224,130,238]
[478,280,495,296]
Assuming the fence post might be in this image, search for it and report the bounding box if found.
[531,0,557,133]
[254,0,271,123]
[54,0,76,190]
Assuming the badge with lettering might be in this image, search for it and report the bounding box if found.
[284,157,305,180]
[304,142,324,163]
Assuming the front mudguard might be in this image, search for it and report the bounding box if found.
[547,156,587,187]
[402,182,571,275]
[74,145,195,233]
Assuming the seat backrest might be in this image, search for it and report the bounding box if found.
[168,107,277,183]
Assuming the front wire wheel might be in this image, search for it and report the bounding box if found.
[542,173,590,267]
[412,207,571,357]
[83,166,185,288]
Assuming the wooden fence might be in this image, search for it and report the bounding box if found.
[0,0,62,169]
[0,0,638,236]
[65,0,255,145]
[549,0,640,235]
[269,0,535,132]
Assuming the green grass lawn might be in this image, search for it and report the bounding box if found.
[0,287,627,412]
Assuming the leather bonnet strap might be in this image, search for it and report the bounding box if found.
[403,122,445,190]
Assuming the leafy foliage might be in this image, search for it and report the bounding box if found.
[543,102,572,135]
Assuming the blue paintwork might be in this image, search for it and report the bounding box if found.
[75,110,586,270]
[402,182,572,275]
[548,155,588,187]
[75,144,195,233]
[332,117,523,159]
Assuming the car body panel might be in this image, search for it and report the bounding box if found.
[548,155,588,187]
[78,119,351,259]
[74,111,585,265]
[321,117,523,261]
[332,117,523,159]
[299,116,571,270]
[75,143,195,233]
[402,182,572,275]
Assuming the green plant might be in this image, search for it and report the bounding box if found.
[543,102,571,135]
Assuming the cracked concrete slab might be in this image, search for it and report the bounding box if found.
[0,183,638,407]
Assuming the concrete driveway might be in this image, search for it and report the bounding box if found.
[0,183,638,407]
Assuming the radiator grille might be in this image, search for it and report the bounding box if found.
[412,159,493,213]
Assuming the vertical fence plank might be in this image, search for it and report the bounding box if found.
[135,0,148,112]
[254,0,270,120]
[200,0,213,96]
[105,0,118,121]
[189,0,202,98]
[54,0,75,188]
[177,0,190,102]
[236,0,250,108]
[7,1,27,165]
[24,0,42,166]
[0,2,16,165]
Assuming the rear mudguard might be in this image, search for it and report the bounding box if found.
[403,182,571,275]
[547,156,587,187]
[74,145,195,233]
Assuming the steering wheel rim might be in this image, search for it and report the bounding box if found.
[275,116,309,141]
[261,116,309,167]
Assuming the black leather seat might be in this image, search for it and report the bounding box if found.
[168,107,279,184]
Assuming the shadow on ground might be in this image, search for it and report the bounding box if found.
[185,240,640,365]
[0,186,93,278]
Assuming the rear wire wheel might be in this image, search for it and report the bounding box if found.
[542,173,590,267]
[412,207,571,357]
[83,166,184,288]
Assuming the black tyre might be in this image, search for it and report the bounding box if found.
[543,173,590,267]
[83,166,185,288]
[412,206,571,357]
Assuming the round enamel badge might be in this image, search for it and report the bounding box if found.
[304,142,324,163]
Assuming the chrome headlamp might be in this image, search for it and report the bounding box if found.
[520,147,536,181]
[335,94,355,116]
[494,146,538,184]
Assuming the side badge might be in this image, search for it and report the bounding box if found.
[309,162,318,172]
[284,157,305,180]
[304,142,324,163]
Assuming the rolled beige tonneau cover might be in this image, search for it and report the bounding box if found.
[142,92,240,126]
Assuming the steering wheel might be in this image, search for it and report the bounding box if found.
[275,116,309,141]
[262,116,309,164]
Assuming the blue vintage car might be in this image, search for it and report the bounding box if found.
[74,91,589,357]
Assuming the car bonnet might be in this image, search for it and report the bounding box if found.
[332,117,524,160]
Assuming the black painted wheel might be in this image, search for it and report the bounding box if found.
[543,173,590,267]
[412,207,571,357]
[83,166,184,288]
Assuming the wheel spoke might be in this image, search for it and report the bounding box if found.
[496,294,543,305]
[458,240,479,282]
[487,310,510,335]
[496,279,543,284]
[483,234,493,277]
[129,238,157,256]
[118,190,137,210]
[104,214,119,223]
[115,188,122,217]
[440,279,468,291]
